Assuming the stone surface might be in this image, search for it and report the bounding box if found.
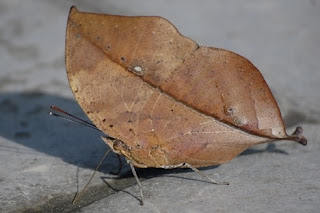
[0,0,319,212]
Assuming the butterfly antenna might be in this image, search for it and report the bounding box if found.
[49,106,115,140]
[49,113,100,133]
[50,105,97,127]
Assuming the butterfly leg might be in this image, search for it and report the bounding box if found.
[111,154,123,175]
[161,163,229,185]
[73,149,112,204]
[128,161,144,205]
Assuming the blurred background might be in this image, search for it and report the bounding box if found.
[0,1,319,212]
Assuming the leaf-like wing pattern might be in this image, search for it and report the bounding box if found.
[65,7,306,168]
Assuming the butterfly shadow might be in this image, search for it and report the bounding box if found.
[0,91,294,190]
[100,143,288,190]
[0,91,119,172]
[96,141,290,203]
[241,143,288,156]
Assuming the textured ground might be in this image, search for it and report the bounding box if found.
[0,1,319,212]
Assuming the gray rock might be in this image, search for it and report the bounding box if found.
[0,0,319,212]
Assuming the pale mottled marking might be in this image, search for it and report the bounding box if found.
[129,81,144,112]
[134,66,143,72]
[111,83,130,112]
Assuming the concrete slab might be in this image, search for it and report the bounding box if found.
[0,0,319,212]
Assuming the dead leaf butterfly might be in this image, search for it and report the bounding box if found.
[64,6,307,205]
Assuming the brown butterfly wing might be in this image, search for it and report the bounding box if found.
[66,7,305,168]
